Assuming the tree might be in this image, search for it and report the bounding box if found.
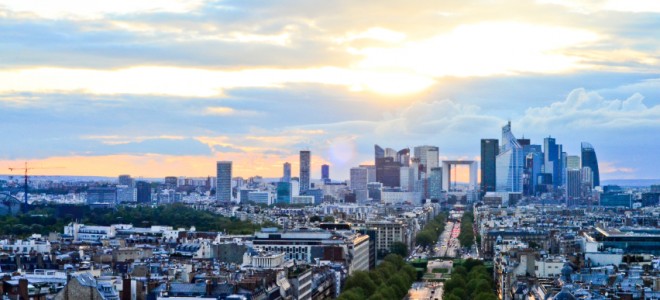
[383,254,405,269]
[415,230,435,248]
[309,215,322,223]
[453,265,468,277]
[344,271,377,295]
[390,242,408,257]
[474,292,498,300]
[323,215,335,222]
[337,288,365,300]
[450,287,468,300]
[444,276,466,295]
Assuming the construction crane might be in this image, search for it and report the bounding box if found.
[8,162,62,213]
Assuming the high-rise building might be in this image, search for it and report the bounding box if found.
[374,145,385,164]
[282,162,292,183]
[321,164,330,182]
[118,174,134,187]
[413,146,439,175]
[397,148,410,167]
[116,185,135,203]
[87,187,116,205]
[517,138,531,147]
[359,165,377,183]
[496,122,524,193]
[543,137,563,187]
[164,176,178,189]
[216,161,232,202]
[581,142,600,187]
[429,167,443,200]
[523,145,543,196]
[136,181,151,203]
[375,157,401,188]
[566,169,582,205]
[367,182,382,201]
[399,166,411,191]
[480,139,499,193]
[567,155,581,170]
[384,148,397,159]
[350,167,368,191]
[299,151,311,194]
[276,182,292,204]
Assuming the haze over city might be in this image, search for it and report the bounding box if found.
[1,0,659,180]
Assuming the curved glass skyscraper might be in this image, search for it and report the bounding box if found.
[496,122,524,192]
[581,142,600,187]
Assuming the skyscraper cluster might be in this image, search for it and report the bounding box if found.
[481,122,600,205]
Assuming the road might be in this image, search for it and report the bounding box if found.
[432,218,460,258]
[408,282,443,300]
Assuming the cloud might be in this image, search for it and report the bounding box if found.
[0,0,207,20]
[0,66,434,96]
[520,88,660,130]
[538,0,660,13]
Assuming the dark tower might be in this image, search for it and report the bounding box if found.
[480,139,499,193]
[581,142,600,187]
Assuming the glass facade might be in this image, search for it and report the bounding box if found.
[480,139,499,193]
[496,122,524,193]
[581,142,600,187]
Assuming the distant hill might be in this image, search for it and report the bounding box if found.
[601,179,660,187]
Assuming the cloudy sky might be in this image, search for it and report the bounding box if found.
[1,0,659,180]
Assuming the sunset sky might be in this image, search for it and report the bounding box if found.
[1,0,659,180]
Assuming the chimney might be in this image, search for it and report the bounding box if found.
[18,278,29,300]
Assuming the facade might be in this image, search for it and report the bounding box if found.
[397,148,410,166]
[277,182,292,204]
[566,169,581,205]
[306,188,324,205]
[54,273,118,300]
[349,167,368,191]
[118,174,134,187]
[350,167,368,203]
[321,164,330,182]
[248,191,271,205]
[115,185,135,203]
[543,137,564,187]
[164,176,178,189]
[413,145,439,174]
[481,139,499,193]
[87,187,116,205]
[566,155,581,170]
[299,151,311,194]
[136,181,151,204]
[428,167,443,200]
[367,182,382,201]
[375,157,401,188]
[496,122,524,193]
[581,142,600,187]
[523,145,543,196]
[589,227,660,255]
[359,164,377,183]
[366,221,406,255]
[252,229,370,274]
[291,196,314,205]
[600,185,632,207]
[216,161,232,202]
[283,162,292,183]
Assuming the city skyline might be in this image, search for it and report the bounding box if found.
[1,1,659,180]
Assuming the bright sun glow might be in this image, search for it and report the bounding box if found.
[0,22,598,97]
[353,22,599,78]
